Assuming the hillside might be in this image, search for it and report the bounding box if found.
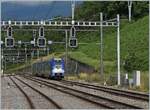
[69,15,149,74]
[3,16,148,74]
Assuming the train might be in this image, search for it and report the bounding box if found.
[35,58,65,80]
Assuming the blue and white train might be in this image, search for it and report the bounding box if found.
[35,58,65,80]
[49,58,65,79]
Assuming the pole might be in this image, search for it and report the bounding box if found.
[72,1,75,21]
[65,30,68,74]
[1,48,3,75]
[100,12,103,75]
[0,2,1,106]
[31,52,33,75]
[47,47,49,56]
[25,47,27,63]
[0,18,2,76]
[17,50,19,73]
[5,58,6,70]
[128,1,132,22]
[149,0,150,95]
[24,45,28,73]
[37,49,39,59]
[117,14,120,86]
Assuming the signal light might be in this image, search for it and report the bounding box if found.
[69,38,78,48]
[70,26,76,37]
[37,37,46,48]
[5,38,15,47]
[7,26,12,37]
[39,27,44,37]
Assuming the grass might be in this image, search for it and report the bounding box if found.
[68,51,116,74]
[68,51,99,70]
[65,73,114,83]
[65,72,149,92]
[138,71,149,92]
[69,16,148,72]
[65,73,103,84]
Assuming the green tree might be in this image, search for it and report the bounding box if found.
[75,1,148,20]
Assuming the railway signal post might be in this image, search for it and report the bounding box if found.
[37,26,46,48]
[5,26,15,48]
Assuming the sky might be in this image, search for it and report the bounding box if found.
[1,1,82,20]
[2,0,53,5]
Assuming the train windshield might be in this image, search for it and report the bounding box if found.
[55,59,62,65]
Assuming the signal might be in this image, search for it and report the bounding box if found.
[70,26,76,37]
[5,38,15,47]
[37,37,46,48]
[7,26,12,37]
[69,37,78,48]
[69,26,77,47]
[37,27,46,47]
[6,26,14,47]
[39,27,44,37]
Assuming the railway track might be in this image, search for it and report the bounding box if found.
[9,76,35,109]
[61,80,149,101]
[23,76,143,109]
[12,76,63,109]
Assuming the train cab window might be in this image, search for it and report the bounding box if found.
[55,60,62,65]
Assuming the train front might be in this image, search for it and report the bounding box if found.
[50,58,65,79]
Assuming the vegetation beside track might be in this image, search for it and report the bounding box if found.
[68,16,148,73]
[67,16,149,92]
[65,72,149,92]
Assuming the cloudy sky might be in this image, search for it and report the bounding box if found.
[1,0,82,20]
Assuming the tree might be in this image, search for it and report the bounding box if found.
[75,1,149,20]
